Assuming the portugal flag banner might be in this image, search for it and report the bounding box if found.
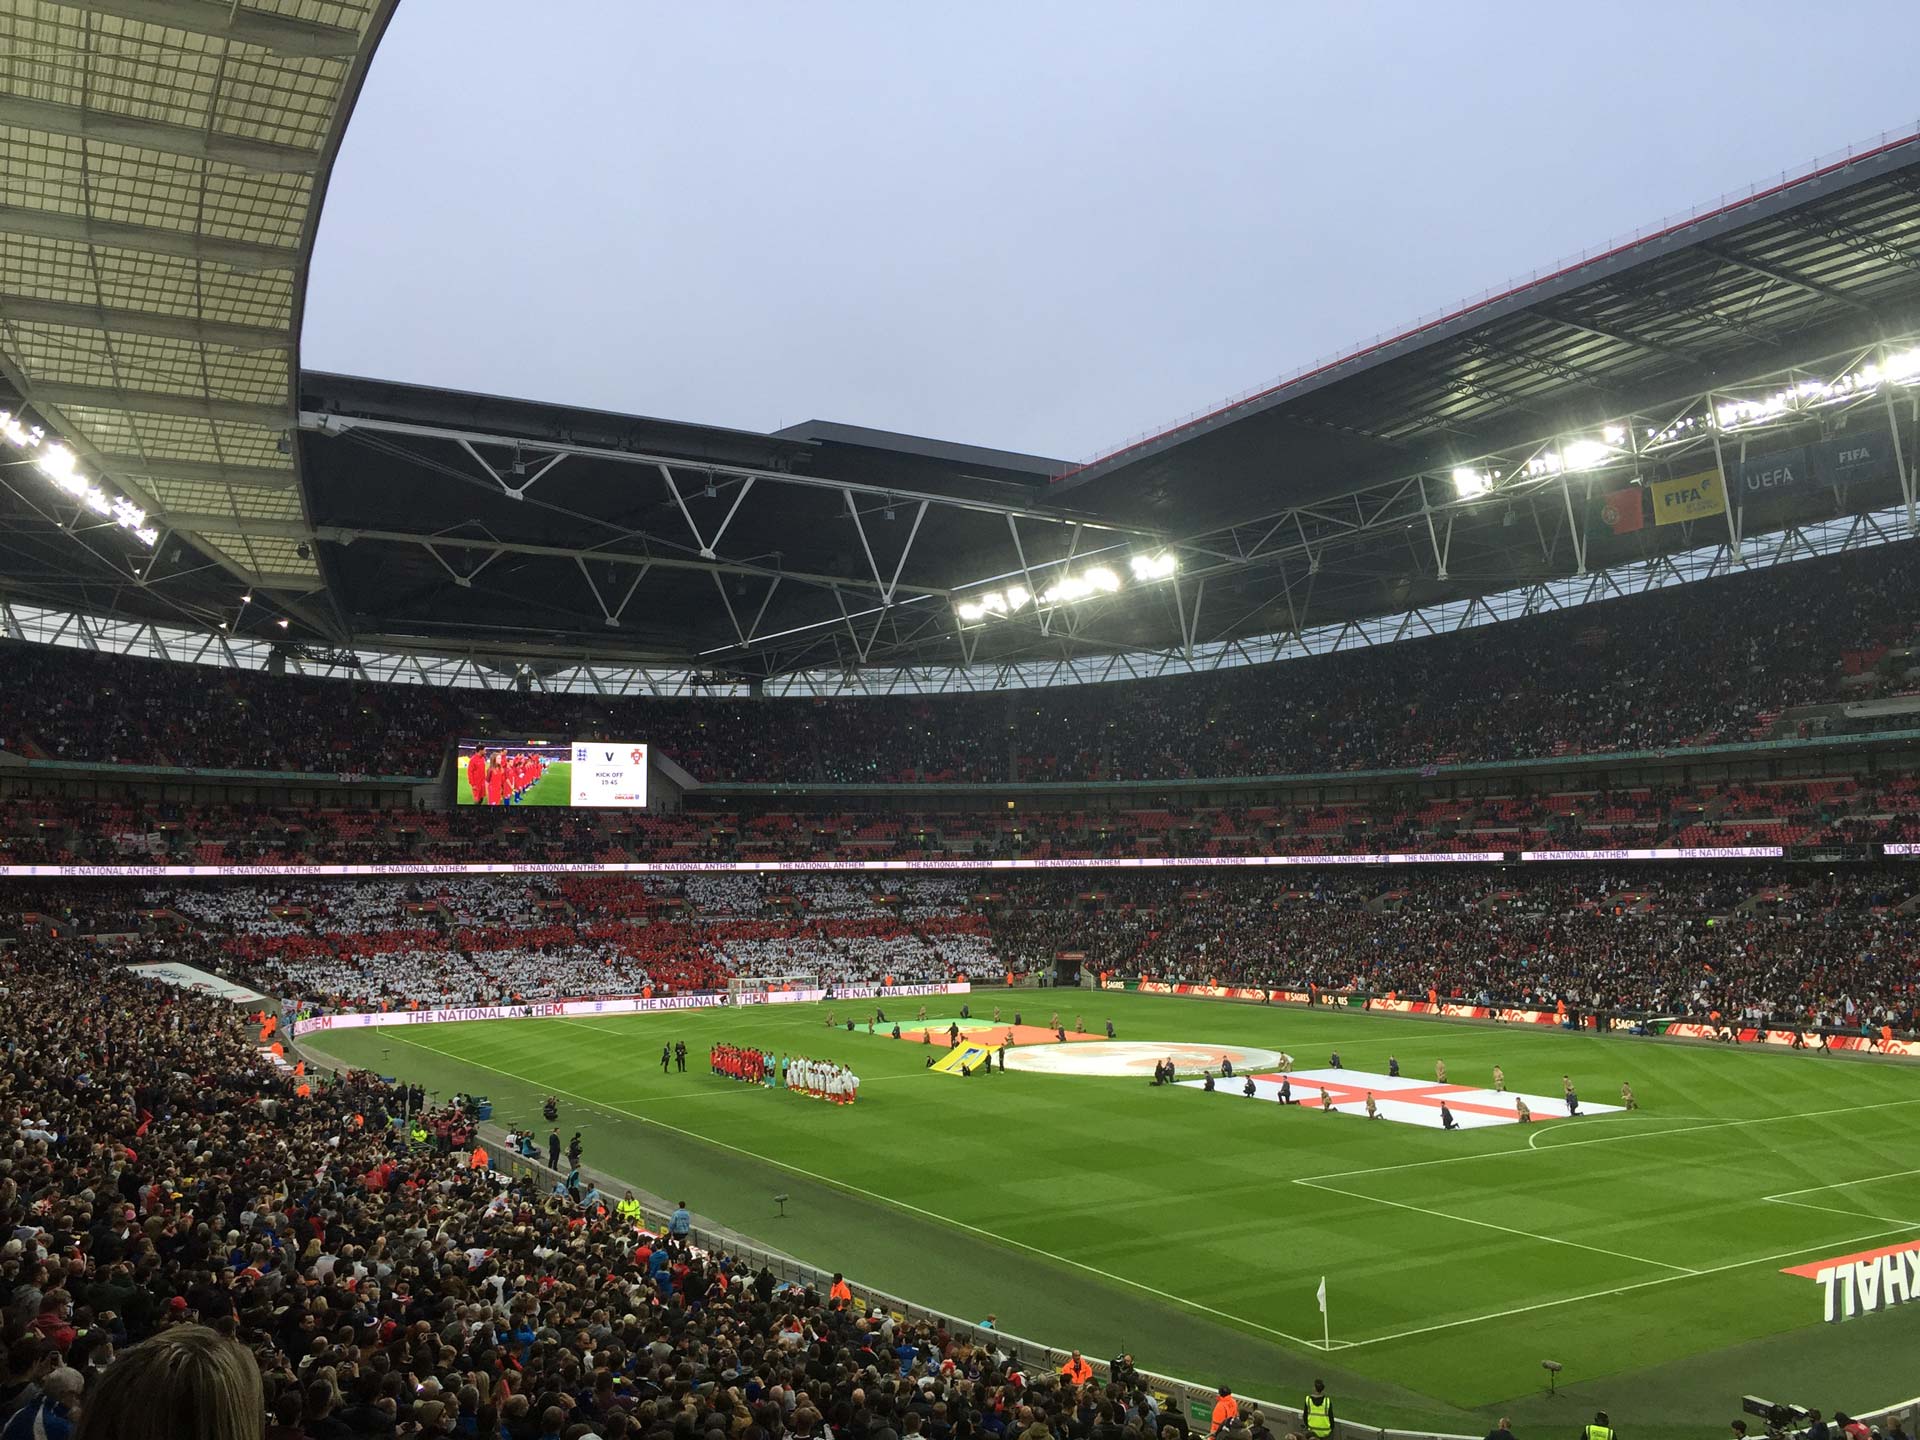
[1600,487,1645,535]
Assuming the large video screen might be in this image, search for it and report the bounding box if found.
[455,738,649,808]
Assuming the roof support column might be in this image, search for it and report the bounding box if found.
[660,465,715,558]
[745,576,783,643]
[1706,399,1743,562]
[574,556,650,628]
[1558,473,1587,574]
[1419,478,1452,581]
[1003,514,1049,637]
[1883,380,1916,535]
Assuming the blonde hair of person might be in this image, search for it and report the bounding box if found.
[76,1324,263,1440]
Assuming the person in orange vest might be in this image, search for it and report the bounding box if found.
[468,1144,489,1172]
[1059,1351,1093,1387]
[1210,1386,1239,1435]
[829,1273,852,1309]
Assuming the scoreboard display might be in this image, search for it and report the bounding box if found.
[566,740,650,807]
[455,738,649,808]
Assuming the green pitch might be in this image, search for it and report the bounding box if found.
[456,760,572,806]
[304,992,1920,1436]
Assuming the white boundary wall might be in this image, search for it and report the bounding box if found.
[0,846,1793,880]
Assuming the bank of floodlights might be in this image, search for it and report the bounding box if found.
[1647,344,1920,448]
[0,407,159,547]
[955,553,1177,624]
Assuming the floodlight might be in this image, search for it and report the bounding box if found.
[1451,467,1492,499]
[33,443,78,482]
[1129,552,1178,581]
[1561,439,1612,470]
[1084,566,1120,592]
[1005,585,1031,610]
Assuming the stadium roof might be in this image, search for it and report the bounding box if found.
[0,41,1917,691]
[1052,129,1920,526]
[0,0,393,636]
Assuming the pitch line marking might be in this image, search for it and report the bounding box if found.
[1762,1167,1920,1202]
[1764,1197,1920,1226]
[366,1022,1340,1353]
[1295,1177,1698,1275]
[1339,1219,1920,1350]
[1299,1095,1920,1184]
[1759,1170,1920,1228]
[1528,1114,1635,1149]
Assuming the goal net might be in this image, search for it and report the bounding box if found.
[727,974,818,1003]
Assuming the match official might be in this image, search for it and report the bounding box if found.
[1582,1412,1616,1440]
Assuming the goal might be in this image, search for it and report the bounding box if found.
[727,974,818,1004]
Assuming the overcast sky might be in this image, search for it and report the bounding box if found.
[303,1,1920,464]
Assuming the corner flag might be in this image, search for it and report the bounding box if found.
[1316,1277,1326,1313]
[1316,1277,1329,1350]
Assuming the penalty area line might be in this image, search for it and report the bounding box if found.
[1298,1095,1920,1184]
[1762,1167,1920,1202]
[1337,1218,1920,1350]
[375,1022,1338,1353]
[1295,1178,1698,1275]
[1763,1196,1920,1227]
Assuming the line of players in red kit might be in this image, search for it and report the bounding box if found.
[464,747,549,806]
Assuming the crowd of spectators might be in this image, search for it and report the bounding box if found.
[3,944,1163,1440]
[978,865,1920,1034]
[5,864,1915,1034]
[5,772,1918,870]
[85,875,990,1012]
[2,542,1916,784]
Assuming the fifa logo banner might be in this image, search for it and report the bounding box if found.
[1651,467,1727,525]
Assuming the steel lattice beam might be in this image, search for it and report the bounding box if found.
[28,383,289,427]
[1698,243,1874,313]
[0,95,322,175]
[299,412,1165,538]
[98,456,297,489]
[0,293,289,350]
[66,0,366,58]
[0,203,299,271]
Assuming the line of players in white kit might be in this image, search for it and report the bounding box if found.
[789,1054,860,1105]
